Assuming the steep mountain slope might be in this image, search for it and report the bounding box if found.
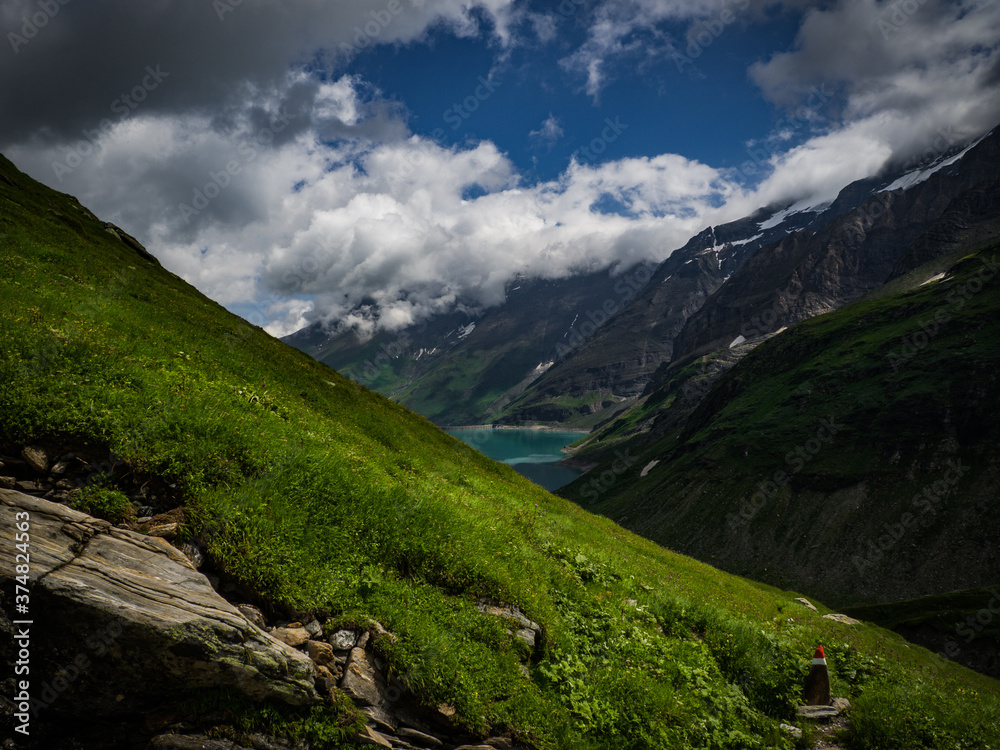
[560,239,1000,613]
[670,129,1000,365]
[4,155,1000,750]
[284,265,655,426]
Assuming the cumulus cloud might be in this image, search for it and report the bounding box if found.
[0,0,518,144]
[750,0,1000,165]
[3,0,998,340]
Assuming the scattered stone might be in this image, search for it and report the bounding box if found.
[329,629,359,651]
[305,619,323,637]
[315,664,338,691]
[779,723,802,738]
[397,727,443,747]
[477,600,541,634]
[363,705,398,733]
[341,648,383,706]
[21,445,49,473]
[626,599,638,607]
[271,627,311,648]
[357,631,371,649]
[137,516,154,524]
[796,705,839,720]
[0,476,17,490]
[358,726,394,748]
[176,540,204,568]
[15,480,43,492]
[794,597,818,612]
[514,628,536,649]
[823,613,860,625]
[436,703,456,720]
[305,639,336,666]
[368,619,399,644]
[55,478,75,490]
[144,522,179,539]
[50,460,70,475]
[44,490,72,503]
[831,696,852,713]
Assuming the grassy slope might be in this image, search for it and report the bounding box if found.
[2,155,999,749]
[561,239,1000,609]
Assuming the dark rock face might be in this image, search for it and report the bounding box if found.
[671,128,1000,364]
[0,489,319,721]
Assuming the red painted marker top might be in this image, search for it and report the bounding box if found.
[813,645,825,659]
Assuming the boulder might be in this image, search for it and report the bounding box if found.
[362,704,398,733]
[0,490,319,717]
[794,597,818,612]
[304,639,336,666]
[236,603,267,629]
[831,696,852,713]
[329,629,358,651]
[21,445,50,473]
[271,627,311,647]
[341,647,384,707]
[514,628,536,649]
[358,726,394,747]
[823,613,861,625]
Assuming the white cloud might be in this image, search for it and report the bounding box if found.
[750,0,1000,164]
[4,0,998,341]
[529,114,565,146]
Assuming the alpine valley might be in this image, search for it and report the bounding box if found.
[287,125,1000,680]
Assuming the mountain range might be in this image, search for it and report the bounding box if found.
[287,125,1000,679]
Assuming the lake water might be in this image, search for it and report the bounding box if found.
[445,428,584,491]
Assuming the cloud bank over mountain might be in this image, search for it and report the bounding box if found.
[3,0,999,336]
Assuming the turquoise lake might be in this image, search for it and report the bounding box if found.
[445,428,584,491]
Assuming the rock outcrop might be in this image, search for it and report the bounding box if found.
[0,489,319,719]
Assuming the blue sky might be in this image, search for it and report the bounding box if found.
[347,3,802,183]
[3,0,999,336]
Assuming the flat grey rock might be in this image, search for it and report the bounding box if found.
[0,489,319,716]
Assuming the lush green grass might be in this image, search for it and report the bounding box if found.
[2,154,1000,748]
